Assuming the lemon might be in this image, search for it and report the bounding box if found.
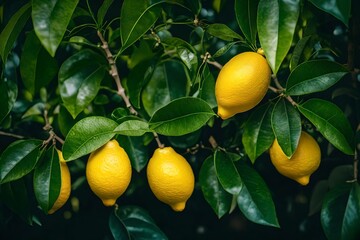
[215,51,271,119]
[86,139,132,206]
[269,131,321,185]
[147,147,195,211]
[48,149,71,214]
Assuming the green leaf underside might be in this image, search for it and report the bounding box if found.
[206,23,243,41]
[32,0,79,56]
[33,146,61,213]
[113,120,150,136]
[120,0,161,53]
[59,49,106,118]
[235,0,259,45]
[298,99,354,155]
[149,97,215,136]
[0,179,32,224]
[199,156,232,218]
[0,139,42,184]
[257,0,300,74]
[0,3,31,62]
[237,162,280,227]
[309,0,351,26]
[286,60,348,96]
[214,150,243,195]
[62,116,119,161]
[321,183,360,240]
[272,98,301,157]
[242,102,274,163]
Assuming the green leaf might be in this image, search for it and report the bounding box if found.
[271,98,301,157]
[321,183,360,240]
[114,119,150,136]
[33,146,61,213]
[198,65,217,109]
[109,210,131,240]
[0,2,31,62]
[289,35,311,70]
[20,31,58,97]
[32,0,79,56]
[206,23,243,41]
[212,42,237,58]
[298,99,354,155]
[0,139,42,184]
[149,97,216,136]
[0,54,18,123]
[97,0,114,26]
[235,0,259,45]
[257,0,300,74]
[142,60,189,116]
[309,0,351,27]
[0,178,32,225]
[242,102,274,163]
[214,150,243,195]
[286,60,348,96]
[120,0,161,53]
[199,156,232,218]
[116,135,149,172]
[59,49,106,118]
[237,162,279,227]
[113,206,168,240]
[62,116,119,161]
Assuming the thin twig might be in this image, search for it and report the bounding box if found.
[0,131,25,139]
[208,136,218,149]
[153,132,165,149]
[207,60,223,70]
[97,30,138,115]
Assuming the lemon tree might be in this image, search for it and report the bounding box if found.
[0,0,359,239]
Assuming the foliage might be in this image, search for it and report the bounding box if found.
[0,0,359,239]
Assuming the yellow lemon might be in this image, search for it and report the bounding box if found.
[147,147,195,211]
[48,149,71,214]
[269,131,321,185]
[86,139,132,206]
[215,51,271,119]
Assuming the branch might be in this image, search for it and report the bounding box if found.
[97,30,138,115]
[0,131,25,139]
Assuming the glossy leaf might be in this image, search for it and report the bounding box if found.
[214,150,243,195]
[97,0,114,26]
[289,35,311,70]
[286,60,348,96]
[114,119,150,136]
[0,178,32,224]
[199,156,232,218]
[149,97,216,136]
[235,0,259,45]
[309,0,351,27]
[0,54,18,123]
[62,116,119,161]
[206,23,243,41]
[242,102,274,163]
[120,0,161,53]
[0,2,31,62]
[0,139,42,184]
[308,180,329,216]
[33,146,61,213]
[20,31,58,96]
[112,205,168,240]
[109,210,131,240]
[116,135,149,172]
[59,49,106,118]
[32,0,79,56]
[237,162,279,227]
[271,98,301,157]
[142,60,189,116]
[198,65,217,109]
[212,42,237,58]
[257,0,300,74]
[298,99,354,155]
[321,183,360,240]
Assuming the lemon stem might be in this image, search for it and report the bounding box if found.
[154,132,165,149]
[97,30,138,116]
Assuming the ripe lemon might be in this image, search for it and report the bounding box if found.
[86,139,132,206]
[48,149,71,214]
[215,51,271,119]
[269,131,321,185]
[147,147,195,211]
